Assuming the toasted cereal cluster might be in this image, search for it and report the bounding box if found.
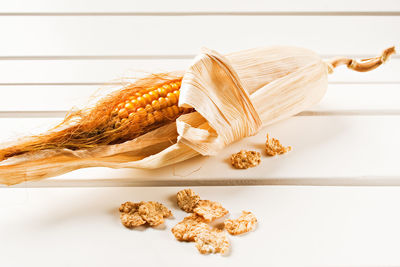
[177,189,200,213]
[176,189,229,222]
[224,211,258,235]
[171,213,210,242]
[230,150,261,169]
[121,190,258,255]
[119,201,146,227]
[193,200,229,222]
[138,201,173,226]
[119,201,172,228]
[173,189,231,254]
[265,134,291,156]
[195,229,230,255]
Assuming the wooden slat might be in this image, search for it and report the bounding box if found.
[1,115,400,186]
[0,0,399,13]
[0,84,399,114]
[0,58,397,84]
[0,16,398,56]
[0,59,190,84]
[1,186,400,266]
[308,83,400,114]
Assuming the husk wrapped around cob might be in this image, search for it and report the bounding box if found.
[0,46,395,185]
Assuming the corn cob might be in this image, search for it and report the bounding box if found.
[112,80,183,127]
[0,78,192,160]
[107,79,193,143]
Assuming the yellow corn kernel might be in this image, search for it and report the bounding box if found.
[153,110,163,122]
[136,108,147,120]
[157,87,166,97]
[142,94,152,104]
[136,96,146,107]
[145,104,154,113]
[159,97,167,109]
[165,106,175,118]
[166,92,177,105]
[170,82,179,90]
[113,79,187,130]
[162,84,172,92]
[171,105,179,116]
[125,102,135,111]
[148,90,159,100]
[151,100,161,111]
[118,108,129,118]
[146,113,155,125]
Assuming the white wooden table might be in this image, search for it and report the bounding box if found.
[0,1,400,266]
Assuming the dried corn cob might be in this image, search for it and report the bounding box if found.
[108,79,192,143]
[0,46,396,186]
[0,77,192,160]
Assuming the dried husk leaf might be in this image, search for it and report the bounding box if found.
[0,46,394,185]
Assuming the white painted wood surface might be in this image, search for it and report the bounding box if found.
[1,186,400,266]
[0,58,398,84]
[0,1,398,185]
[1,115,400,187]
[1,1,400,266]
[1,0,399,13]
[0,16,398,56]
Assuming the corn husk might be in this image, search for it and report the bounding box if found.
[0,46,395,185]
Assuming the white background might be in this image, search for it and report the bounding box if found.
[0,0,400,266]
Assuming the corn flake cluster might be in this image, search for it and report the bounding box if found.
[119,201,172,228]
[230,150,261,169]
[224,211,257,235]
[119,190,258,255]
[173,189,258,255]
[176,189,200,213]
[195,229,230,255]
[265,134,292,156]
[193,200,229,222]
[171,213,210,242]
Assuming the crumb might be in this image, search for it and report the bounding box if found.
[120,212,146,228]
[119,201,172,228]
[171,213,209,242]
[224,211,257,235]
[193,200,229,222]
[119,201,142,213]
[138,201,172,226]
[231,150,261,169]
[265,134,291,156]
[119,201,146,228]
[195,229,230,255]
[177,189,201,213]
